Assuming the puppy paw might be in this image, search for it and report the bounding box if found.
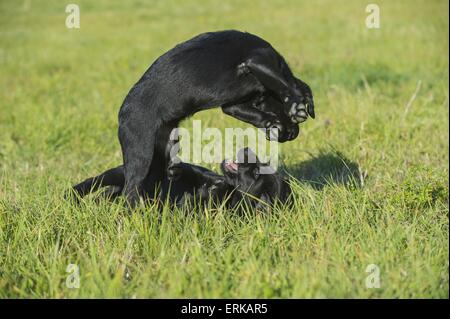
[167,162,183,181]
[284,123,300,141]
[283,89,315,124]
[263,118,284,141]
[209,179,226,194]
[284,97,308,124]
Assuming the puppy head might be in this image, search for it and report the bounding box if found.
[221,148,289,208]
[221,147,274,191]
[221,147,261,189]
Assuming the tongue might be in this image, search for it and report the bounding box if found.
[225,160,238,171]
[229,162,238,171]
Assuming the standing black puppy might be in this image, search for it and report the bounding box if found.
[118,30,314,207]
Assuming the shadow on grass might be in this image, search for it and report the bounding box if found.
[286,151,364,190]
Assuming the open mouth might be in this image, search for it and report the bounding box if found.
[223,159,238,173]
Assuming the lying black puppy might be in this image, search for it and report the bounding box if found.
[117,30,314,206]
[169,148,291,209]
[70,148,291,210]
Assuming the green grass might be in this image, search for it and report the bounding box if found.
[0,0,448,298]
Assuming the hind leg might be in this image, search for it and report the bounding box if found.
[119,103,159,208]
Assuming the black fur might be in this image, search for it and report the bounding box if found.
[69,148,291,210]
[117,30,314,206]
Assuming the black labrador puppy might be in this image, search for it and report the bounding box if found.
[117,30,314,206]
[70,148,291,210]
[169,148,291,209]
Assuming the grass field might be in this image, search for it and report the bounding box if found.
[0,0,448,298]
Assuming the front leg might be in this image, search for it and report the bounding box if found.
[240,49,315,123]
[168,161,229,207]
[167,161,223,188]
[252,94,299,142]
[177,180,230,208]
[221,101,285,141]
